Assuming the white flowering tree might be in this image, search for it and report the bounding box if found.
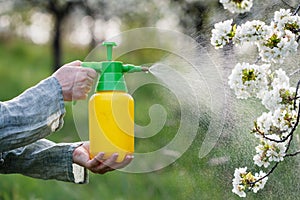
[211,0,300,198]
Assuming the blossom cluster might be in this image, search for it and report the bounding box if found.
[212,7,300,198]
[261,69,295,111]
[253,136,287,168]
[210,19,235,49]
[227,61,299,196]
[228,63,296,110]
[228,62,270,99]
[228,60,298,175]
[234,20,270,44]
[211,9,300,63]
[232,167,268,197]
[219,0,253,14]
[254,107,297,139]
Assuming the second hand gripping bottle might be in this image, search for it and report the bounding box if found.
[82,42,148,162]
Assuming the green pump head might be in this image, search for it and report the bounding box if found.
[82,42,148,92]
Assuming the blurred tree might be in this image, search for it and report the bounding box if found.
[170,0,220,43]
[26,0,83,71]
[7,0,84,71]
[45,0,80,71]
[81,0,108,49]
[1,0,220,71]
[7,0,114,71]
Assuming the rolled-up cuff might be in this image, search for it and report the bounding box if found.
[68,143,89,184]
[0,140,88,184]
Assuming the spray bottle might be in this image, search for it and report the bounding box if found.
[82,42,148,162]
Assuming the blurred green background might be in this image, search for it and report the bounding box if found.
[1,0,300,199]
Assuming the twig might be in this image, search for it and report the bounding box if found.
[254,56,261,64]
[250,162,279,186]
[286,150,300,157]
[293,4,300,15]
[262,133,291,143]
[285,132,294,153]
[290,68,300,77]
[294,79,300,109]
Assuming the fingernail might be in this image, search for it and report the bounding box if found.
[126,155,134,159]
[96,152,105,159]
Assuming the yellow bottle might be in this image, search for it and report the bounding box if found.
[89,91,134,162]
[82,42,148,162]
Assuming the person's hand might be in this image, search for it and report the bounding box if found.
[72,142,133,174]
[52,60,98,101]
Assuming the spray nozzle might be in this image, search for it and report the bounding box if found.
[122,64,149,73]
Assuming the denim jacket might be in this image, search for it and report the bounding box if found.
[0,76,87,183]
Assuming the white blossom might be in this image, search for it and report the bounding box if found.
[261,87,295,111]
[255,107,297,139]
[253,153,270,168]
[273,9,300,34]
[234,20,271,44]
[257,30,298,63]
[252,171,268,193]
[220,0,253,14]
[232,167,268,197]
[211,19,234,49]
[261,73,295,111]
[254,111,273,137]
[261,88,282,111]
[228,62,270,99]
[253,136,287,168]
[272,68,290,89]
[232,167,248,197]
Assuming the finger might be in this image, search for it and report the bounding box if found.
[111,155,134,169]
[94,152,106,162]
[84,67,98,79]
[117,155,134,168]
[80,84,92,93]
[84,76,96,87]
[100,153,119,169]
[73,74,94,86]
[87,152,105,168]
[64,60,82,67]
[72,81,93,98]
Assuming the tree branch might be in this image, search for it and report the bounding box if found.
[250,162,279,186]
[286,150,300,157]
[293,4,300,15]
[294,79,300,109]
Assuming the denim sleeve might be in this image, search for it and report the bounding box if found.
[0,76,87,183]
[0,76,65,152]
[0,139,88,184]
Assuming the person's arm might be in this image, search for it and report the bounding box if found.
[0,76,65,152]
[0,139,133,184]
[0,60,97,153]
[0,139,88,183]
